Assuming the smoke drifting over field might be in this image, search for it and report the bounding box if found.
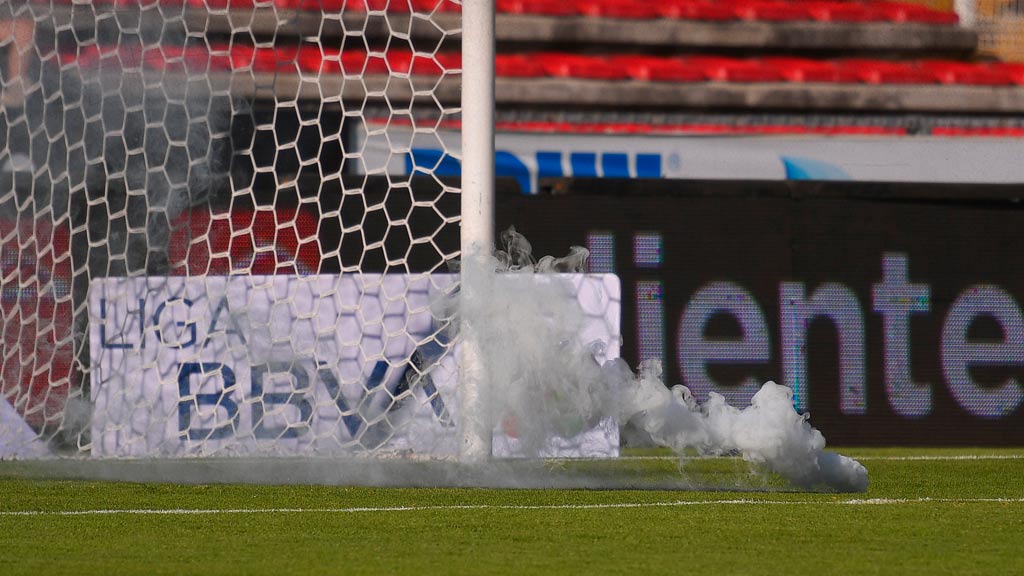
[18,230,868,492]
[455,228,868,492]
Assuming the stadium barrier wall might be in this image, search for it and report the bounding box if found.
[7,174,1020,450]
[359,127,1024,194]
[87,273,620,458]
[497,178,1024,446]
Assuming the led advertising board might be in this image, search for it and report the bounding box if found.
[498,179,1024,445]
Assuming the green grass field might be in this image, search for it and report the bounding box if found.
[2,448,1023,575]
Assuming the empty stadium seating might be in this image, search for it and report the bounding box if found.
[169,208,322,275]
[33,0,960,25]
[65,43,1024,88]
[610,56,707,82]
[654,0,735,21]
[39,0,1024,129]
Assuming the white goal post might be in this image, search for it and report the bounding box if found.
[458,0,495,462]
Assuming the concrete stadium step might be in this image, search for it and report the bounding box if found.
[36,2,976,56]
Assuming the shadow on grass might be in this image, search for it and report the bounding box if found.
[0,454,838,492]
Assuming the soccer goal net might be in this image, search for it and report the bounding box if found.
[0,0,623,462]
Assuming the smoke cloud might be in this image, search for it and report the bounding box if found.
[453,228,868,492]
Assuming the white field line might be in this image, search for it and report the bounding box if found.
[4,498,1024,517]
[848,455,1024,461]
[605,454,1024,462]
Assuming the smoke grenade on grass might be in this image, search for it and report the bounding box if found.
[455,228,868,492]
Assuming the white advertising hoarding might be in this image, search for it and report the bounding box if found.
[358,126,1024,192]
[89,274,621,458]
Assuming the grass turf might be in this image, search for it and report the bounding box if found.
[1,448,1023,575]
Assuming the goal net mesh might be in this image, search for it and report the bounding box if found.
[0,0,481,458]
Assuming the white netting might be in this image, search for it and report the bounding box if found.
[0,0,623,460]
[0,0,459,458]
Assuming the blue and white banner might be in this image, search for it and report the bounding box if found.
[89,274,621,458]
[357,127,1024,192]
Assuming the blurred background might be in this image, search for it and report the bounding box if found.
[2,0,1023,449]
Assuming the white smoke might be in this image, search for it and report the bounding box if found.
[454,228,868,493]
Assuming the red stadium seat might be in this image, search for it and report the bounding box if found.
[655,0,736,21]
[682,56,783,82]
[295,45,379,74]
[295,45,452,76]
[761,57,860,83]
[200,0,343,8]
[385,50,421,75]
[170,208,322,276]
[118,0,190,5]
[408,0,461,12]
[142,45,235,73]
[297,46,328,74]
[534,53,627,80]
[917,60,1015,86]
[433,51,462,72]
[989,63,1024,85]
[497,0,578,16]
[385,50,460,75]
[608,55,705,82]
[838,59,937,84]
[731,1,812,22]
[0,218,75,432]
[192,0,265,8]
[329,0,457,12]
[325,50,390,75]
[60,44,142,70]
[805,1,886,23]
[286,0,349,10]
[249,46,300,72]
[495,54,547,77]
[875,2,959,24]
[338,0,411,12]
[576,0,659,19]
